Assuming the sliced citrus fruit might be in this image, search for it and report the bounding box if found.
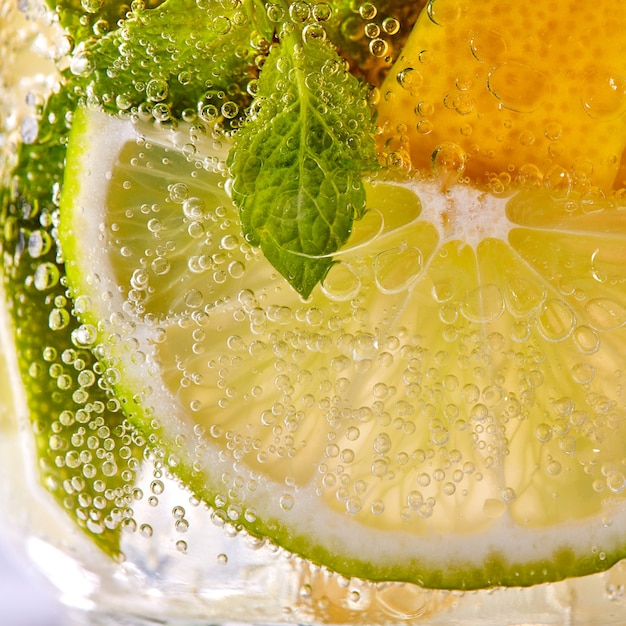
[59,99,626,589]
[377,0,626,193]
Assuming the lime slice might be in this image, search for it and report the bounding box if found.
[59,105,626,589]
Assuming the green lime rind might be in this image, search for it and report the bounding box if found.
[165,423,626,590]
[0,0,268,559]
[0,91,146,558]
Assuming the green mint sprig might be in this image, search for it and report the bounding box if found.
[63,0,379,298]
[70,0,267,126]
[228,25,377,298]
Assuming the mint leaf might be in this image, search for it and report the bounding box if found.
[44,0,157,44]
[228,33,376,298]
[71,0,262,126]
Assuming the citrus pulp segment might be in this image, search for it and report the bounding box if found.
[377,0,626,192]
[59,105,626,588]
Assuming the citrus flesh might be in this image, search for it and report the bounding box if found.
[377,0,626,193]
[60,96,626,588]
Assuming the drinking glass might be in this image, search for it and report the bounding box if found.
[3,1,626,625]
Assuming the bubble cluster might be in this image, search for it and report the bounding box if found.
[76,108,626,542]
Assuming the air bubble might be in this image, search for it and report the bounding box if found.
[151,257,170,276]
[289,0,310,22]
[580,68,626,120]
[431,143,466,182]
[151,480,165,495]
[364,22,380,39]
[346,496,362,514]
[280,493,294,510]
[200,104,219,122]
[184,289,204,309]
[416,120,433,135]
[544,166,572,194]
[303,23,327,42]
[470,403,489,421]
[371,458,388,477]
[358,2,377,19]
[427,0,460,24]
[374,246,423,293]
[607,471,626,493]
[547,460,562,476]
[382,17,400,35]
[345,426,360,441]
[470,29,507,64]
[535,423,552,442]
[572,363,594,384]
[537,299,575,342]
[501,487,516,502]
[369,38,388,58]
[71,324,97,348]
[146,79,169,103]
[221,101,239,119]
[175,519,190,533]
[452,93,474,115]
[152,102,171,121]
[34,262,60,290]
[299,583,313,599]
[81,0,103,12]
[49,308,70,331]
[139,523,153,538]
[431,427,449,446]
[585,298,626,331]
[443,482,456,496]
[69,52,95,77]
[396,67,424,96]
[321,262,360,301]
[169,183,189,203]
[28,230,52,258]
[312,2,332,21]
[544,122,562,141]
[487,63,548,113]
[228,261,245,278]
[573,325,600,354]
[370,500,385,515]
[77,370,96,387]
[373,433,391,454]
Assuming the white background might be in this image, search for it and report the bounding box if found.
[0,534,66,626]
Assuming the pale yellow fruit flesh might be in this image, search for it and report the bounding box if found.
[60,101,626,587]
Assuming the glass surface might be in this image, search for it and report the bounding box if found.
[4,1,626,624]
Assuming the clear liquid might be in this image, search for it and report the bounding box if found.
[5,1,626,624]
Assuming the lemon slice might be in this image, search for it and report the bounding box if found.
[59,104,626,589]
